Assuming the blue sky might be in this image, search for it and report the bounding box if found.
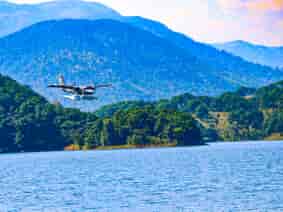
[8,0,283,46]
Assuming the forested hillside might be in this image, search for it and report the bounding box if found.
[0,74,97,152]
[97,81,283,141]
[0,74,202,153]
[1,72,282,153]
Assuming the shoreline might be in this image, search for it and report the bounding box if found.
[1,140,283,155]
[64,142,210,152]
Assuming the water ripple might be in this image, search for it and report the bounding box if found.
[0,141,283,211]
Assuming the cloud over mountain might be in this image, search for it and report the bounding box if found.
[217,0,283,12]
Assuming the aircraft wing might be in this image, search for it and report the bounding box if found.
[95,84,112,89]
[48,85,77,90]
[83,84,112,90]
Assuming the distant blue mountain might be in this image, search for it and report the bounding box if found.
[0,0,281,80]
[0,0,121,36]
[123,16,283,84]
[0,19,282,111]
[213,41,283,69]
[0,0,281,73]
[0,1,282,110]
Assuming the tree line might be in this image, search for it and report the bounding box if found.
[97,81,283,141]
[0,75,202,153]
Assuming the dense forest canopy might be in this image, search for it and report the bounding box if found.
[97,80,283,141]
[1,72,283,153]
[0,74,202,153]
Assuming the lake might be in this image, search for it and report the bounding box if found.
[1,141,283,211]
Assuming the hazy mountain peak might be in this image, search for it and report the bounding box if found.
[0,0,121,37]
[213,40,283,68]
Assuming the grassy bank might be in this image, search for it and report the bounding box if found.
[265,133,283,141]
[64,143,178,151]
[95,143,178,150]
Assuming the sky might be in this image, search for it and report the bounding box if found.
[7,0,283,46]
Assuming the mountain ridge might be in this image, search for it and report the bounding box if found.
[216,40,283,49]
[213,40,283,68]
[0,0,281,76]
[0,19,282,110]
[123,16,282,82]
[0,0,122,37]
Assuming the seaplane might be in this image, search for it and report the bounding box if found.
[48,75,112,101]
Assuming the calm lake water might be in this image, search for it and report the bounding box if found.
[1,141,283,212]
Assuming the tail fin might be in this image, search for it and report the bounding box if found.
[58,75,65,86]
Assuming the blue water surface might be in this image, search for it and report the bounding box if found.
[1,141,283,212]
